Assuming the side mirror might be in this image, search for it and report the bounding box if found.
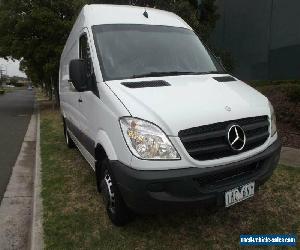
[69,59,88,92]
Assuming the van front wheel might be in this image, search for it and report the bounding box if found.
[100,159,133,226]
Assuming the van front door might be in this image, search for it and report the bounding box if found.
[77,30,99,166]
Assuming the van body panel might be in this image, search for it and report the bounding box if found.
[95,130,118,161]
[110,138,281,213]
[59,4,281,219]
[130,134,278,170]
[106,75,270,136]
[83,4,192,30]
[78,89,132,165]
[59,4,278,171]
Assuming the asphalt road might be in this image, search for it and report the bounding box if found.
[0,89,34,202]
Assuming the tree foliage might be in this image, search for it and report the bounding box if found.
[9,77,18,86]
[0,0,219,100]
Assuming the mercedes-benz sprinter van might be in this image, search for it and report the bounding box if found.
[59,4,281,226]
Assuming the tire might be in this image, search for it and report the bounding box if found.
[99,159,134,226]
[63,119,75,148]
[95,160,102,193]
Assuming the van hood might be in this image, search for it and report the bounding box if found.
[106,75,270,136]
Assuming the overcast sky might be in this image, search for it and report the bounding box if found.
[0,58,27,78]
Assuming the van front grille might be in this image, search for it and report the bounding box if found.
[179,116,269,161]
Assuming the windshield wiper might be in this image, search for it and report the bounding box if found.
[132,71,194,78]
[131,70,224,79]
[195,70,224,75]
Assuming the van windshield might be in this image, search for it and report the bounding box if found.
[92,24,224,81]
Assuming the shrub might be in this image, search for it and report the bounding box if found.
[286,84,300,103]
[0,89,5,95]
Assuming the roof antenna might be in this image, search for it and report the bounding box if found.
[143,9,149,18]
[143,0,149,18]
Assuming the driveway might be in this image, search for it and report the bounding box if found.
[0,89,34,202]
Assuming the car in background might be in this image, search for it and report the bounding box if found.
[4,84,15,88]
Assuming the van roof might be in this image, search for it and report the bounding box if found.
[81,4,192,30]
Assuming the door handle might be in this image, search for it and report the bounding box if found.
[78,98,83,103]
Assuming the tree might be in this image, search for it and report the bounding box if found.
[0,0,219,102]
[0,0,83,100]
[94,0,219,42]
[9,77,18,86]
[0,74,7,86]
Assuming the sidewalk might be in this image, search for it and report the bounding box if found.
[280,147,300,168]
[0,112,39,250]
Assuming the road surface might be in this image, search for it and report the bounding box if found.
[0,89,34,202]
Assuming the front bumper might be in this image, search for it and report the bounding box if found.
[110,139,281,214]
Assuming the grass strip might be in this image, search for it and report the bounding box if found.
[41,103,300,250]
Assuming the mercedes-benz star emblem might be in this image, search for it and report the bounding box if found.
[225,106,232,112]
[227,125,246,151]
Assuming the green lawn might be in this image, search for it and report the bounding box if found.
[40,103,300,250]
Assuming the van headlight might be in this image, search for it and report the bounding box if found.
[120,117,180,160]
[269,102,277,136]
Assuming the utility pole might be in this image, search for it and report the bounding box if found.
[0,65,7,86]
[0,66,5,87]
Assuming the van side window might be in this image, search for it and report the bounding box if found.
[79,35,90,60]
[79,34,99,97]
[79,34,92,74]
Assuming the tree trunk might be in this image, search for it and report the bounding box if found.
[47,83,53,100]
[52,76,60,107]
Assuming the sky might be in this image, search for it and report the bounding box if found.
[0,58,27,78]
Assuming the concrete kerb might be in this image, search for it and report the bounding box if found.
[0,109,37,249]
[30,105,44,250]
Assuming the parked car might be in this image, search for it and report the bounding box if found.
[4,84,15,88]
[59,4,281,226]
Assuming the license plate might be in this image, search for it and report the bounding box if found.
[225,182,255,207]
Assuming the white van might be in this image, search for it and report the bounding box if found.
[59,4,281,226]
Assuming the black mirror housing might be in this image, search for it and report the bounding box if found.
[69,59,88,92]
